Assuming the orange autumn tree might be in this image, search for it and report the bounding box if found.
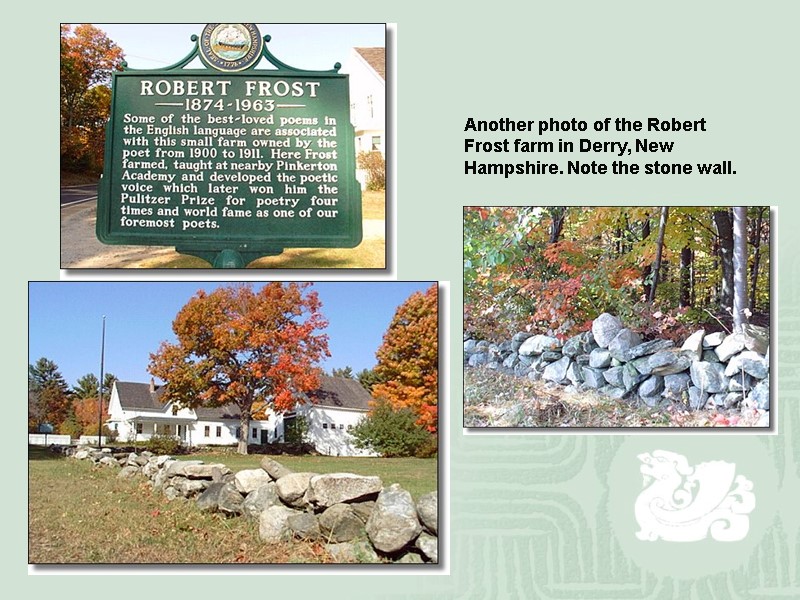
[372,284,439,433]
[73,396,110,436]
[148,283,330,455]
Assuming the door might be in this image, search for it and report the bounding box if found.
[260,429,269,444]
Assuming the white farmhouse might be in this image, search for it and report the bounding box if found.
[106,376,376,456]
[342,47,385,187]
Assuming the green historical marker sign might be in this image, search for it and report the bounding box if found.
[96,24,362,268]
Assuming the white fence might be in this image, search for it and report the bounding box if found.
[78,435,108,446]
[28,433,71,446]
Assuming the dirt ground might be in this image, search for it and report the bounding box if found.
[60,201,385,269]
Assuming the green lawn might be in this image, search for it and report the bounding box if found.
[28,447,437,564]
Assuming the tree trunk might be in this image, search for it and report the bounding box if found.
[713,209,734,310]
[641,216,652,301]
[549,207,566,244]
[732,206,749,331]
[238,411,250,455]
[648,207,669,304]
[679,246,693,307]
[749,207,765,311]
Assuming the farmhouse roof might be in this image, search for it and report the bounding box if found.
[115,381,166,411]
[355,47,385,81]
[195,405,241,420]
[309,375,373,411]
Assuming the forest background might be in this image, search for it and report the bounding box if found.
[464,206,771,344]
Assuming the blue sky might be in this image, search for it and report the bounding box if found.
[87,23,386,71]
[29,281,434,389]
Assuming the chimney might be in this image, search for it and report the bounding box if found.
[150,377,156,393]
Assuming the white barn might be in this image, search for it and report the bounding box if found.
[106,376,376,456]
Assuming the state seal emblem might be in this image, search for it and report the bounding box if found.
[199,23,263,71]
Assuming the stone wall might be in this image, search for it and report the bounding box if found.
[465,312,769,422]
[67,447,437,564]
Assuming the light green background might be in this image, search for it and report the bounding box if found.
[15,1,799,597]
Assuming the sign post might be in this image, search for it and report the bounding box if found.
[96,24,362,268]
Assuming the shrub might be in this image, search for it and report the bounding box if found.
[351,399,431,458]
[145,434,182,455]
[357,151,385,191]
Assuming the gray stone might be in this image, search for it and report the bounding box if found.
[711,393,728,407]
[463,339,478,354]
[690,361,729,393]
[365,484,422,554]
[415,532,438,563]
[184,463,232,479]
[748,379,770,410]
[117,465,141,479]
[663,373,692,399]
[261,456,292,479]
[742,324,769,355]
[608,329,643,362]
[396,552,425,564]
[702,349,721,363]
[350,500,376,524]
[630,356,654,375]
[624,339,674,362]
[728,373,755,393]
[241,482,281,519]
[582,367,606,389]
[511,332,534,353]
[601,385,627,400]
[541,351,563,362]
[513,362,532,378]
[276,472,318,507]
[326,541,380,563]
[715,333,747,362]
[518,334,561,356]
[543,356,571,383]
[649,350,693,376]
[468,352,490,367]
[98,456,119,468]
[725,351,768,380]
[681,329,705,360]
[602,366,625,388]
[688,386,709,410]
[164,460,205,478]
[622,362,646,391]
[561,333,584,357]
[566,361,584,385]
[502,354,520,370]
[416,492,437,534]
[589,348,612,369]
[574,354,591,366]
[640,394,664,408]
[173,476,209,498]
[196,482,242,513]
[306,473,383,508]
[258,505,298,543]
[319,504,366,543]
[639,375,664,397]
[702,331,726,348]
[592,313,623,348]
[722,392,744,409]
[287,512,321,541]
[234,468,273,494]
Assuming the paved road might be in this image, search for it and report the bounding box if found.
[61,183,98,207]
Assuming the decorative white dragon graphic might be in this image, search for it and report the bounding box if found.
[635,450,755,542]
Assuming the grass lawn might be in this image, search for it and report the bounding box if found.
[28,447,436,564]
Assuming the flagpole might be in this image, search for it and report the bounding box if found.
[98,316,106,450]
